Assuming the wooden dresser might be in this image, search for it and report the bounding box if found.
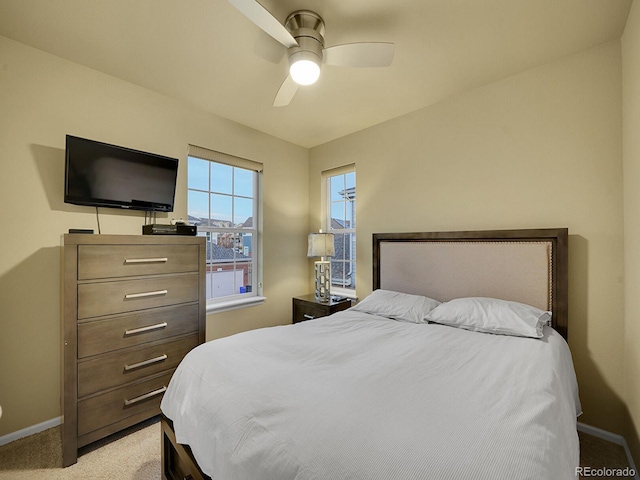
[61,234,206,467]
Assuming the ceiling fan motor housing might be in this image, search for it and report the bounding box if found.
[285,10,325,67]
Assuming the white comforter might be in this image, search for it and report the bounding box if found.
[161,310,581,480]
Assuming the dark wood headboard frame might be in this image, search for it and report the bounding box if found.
[373,228,569,340]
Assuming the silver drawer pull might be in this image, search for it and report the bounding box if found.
[303,314,315,320]
[124,322,168,336]
[124,386,167,406]
[124,289,168,299]
[124,257,168,264]
[124,354,168,371]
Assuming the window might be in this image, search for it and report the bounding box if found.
[187,145,263,310]
[325,166,356,295]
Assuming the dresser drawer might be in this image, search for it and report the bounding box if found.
[293,302,327,323]
[78,244,199,280]
[78,304,199,358]
[78,371,173,437]
[77,274,199,319]
[78,335,198,397]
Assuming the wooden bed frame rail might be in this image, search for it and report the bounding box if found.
[161,415,211,480]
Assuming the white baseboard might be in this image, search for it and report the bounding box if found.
[0,416,61,447]
[578,422,639,480]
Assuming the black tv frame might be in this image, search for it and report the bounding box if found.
[64,135,179,213]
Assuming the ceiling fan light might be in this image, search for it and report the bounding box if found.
[290,59,320,85]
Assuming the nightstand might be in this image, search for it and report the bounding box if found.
[292,294,352,324]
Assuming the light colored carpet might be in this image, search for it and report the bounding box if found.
[578,431,636,480]
[0,417,160,480]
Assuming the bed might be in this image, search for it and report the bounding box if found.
[160,228,581,480]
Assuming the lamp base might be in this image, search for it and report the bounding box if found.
[314,260,331,303]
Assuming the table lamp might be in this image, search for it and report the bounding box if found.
[307,231,335,302]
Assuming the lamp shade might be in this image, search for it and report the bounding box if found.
[307,233,335,258]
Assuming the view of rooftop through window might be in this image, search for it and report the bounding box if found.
[187,155,258,301]
[328,170,356,293]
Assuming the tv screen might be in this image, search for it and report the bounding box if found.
[64,135,178,212]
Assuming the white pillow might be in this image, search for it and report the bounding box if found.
[351,289,441,324]
[424,297,551,338]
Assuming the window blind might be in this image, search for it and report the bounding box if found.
[321,163,355,178]
[188,144,263,172]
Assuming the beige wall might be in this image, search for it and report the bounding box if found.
[0,35,309,437]
[310,42,626,434]
[623,0,640,464]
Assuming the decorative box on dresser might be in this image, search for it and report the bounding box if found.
[61,234,206,467]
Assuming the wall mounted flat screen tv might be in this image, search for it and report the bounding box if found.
[64,135,178,212]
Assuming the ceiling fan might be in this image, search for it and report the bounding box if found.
[227,0,395,107]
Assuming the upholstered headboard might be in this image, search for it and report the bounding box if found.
[372,229,568,339]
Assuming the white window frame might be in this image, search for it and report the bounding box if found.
[187,145,265,313]
[323,164,356,298]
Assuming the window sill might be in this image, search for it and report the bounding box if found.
[206,296,267,314]
[331,288,358,301]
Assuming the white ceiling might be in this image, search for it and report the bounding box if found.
[0,0,633,148]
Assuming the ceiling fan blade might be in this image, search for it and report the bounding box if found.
[273,75,298,107]
[227,0,298,48]
[254,30,286,64]
[323,42,395,68]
